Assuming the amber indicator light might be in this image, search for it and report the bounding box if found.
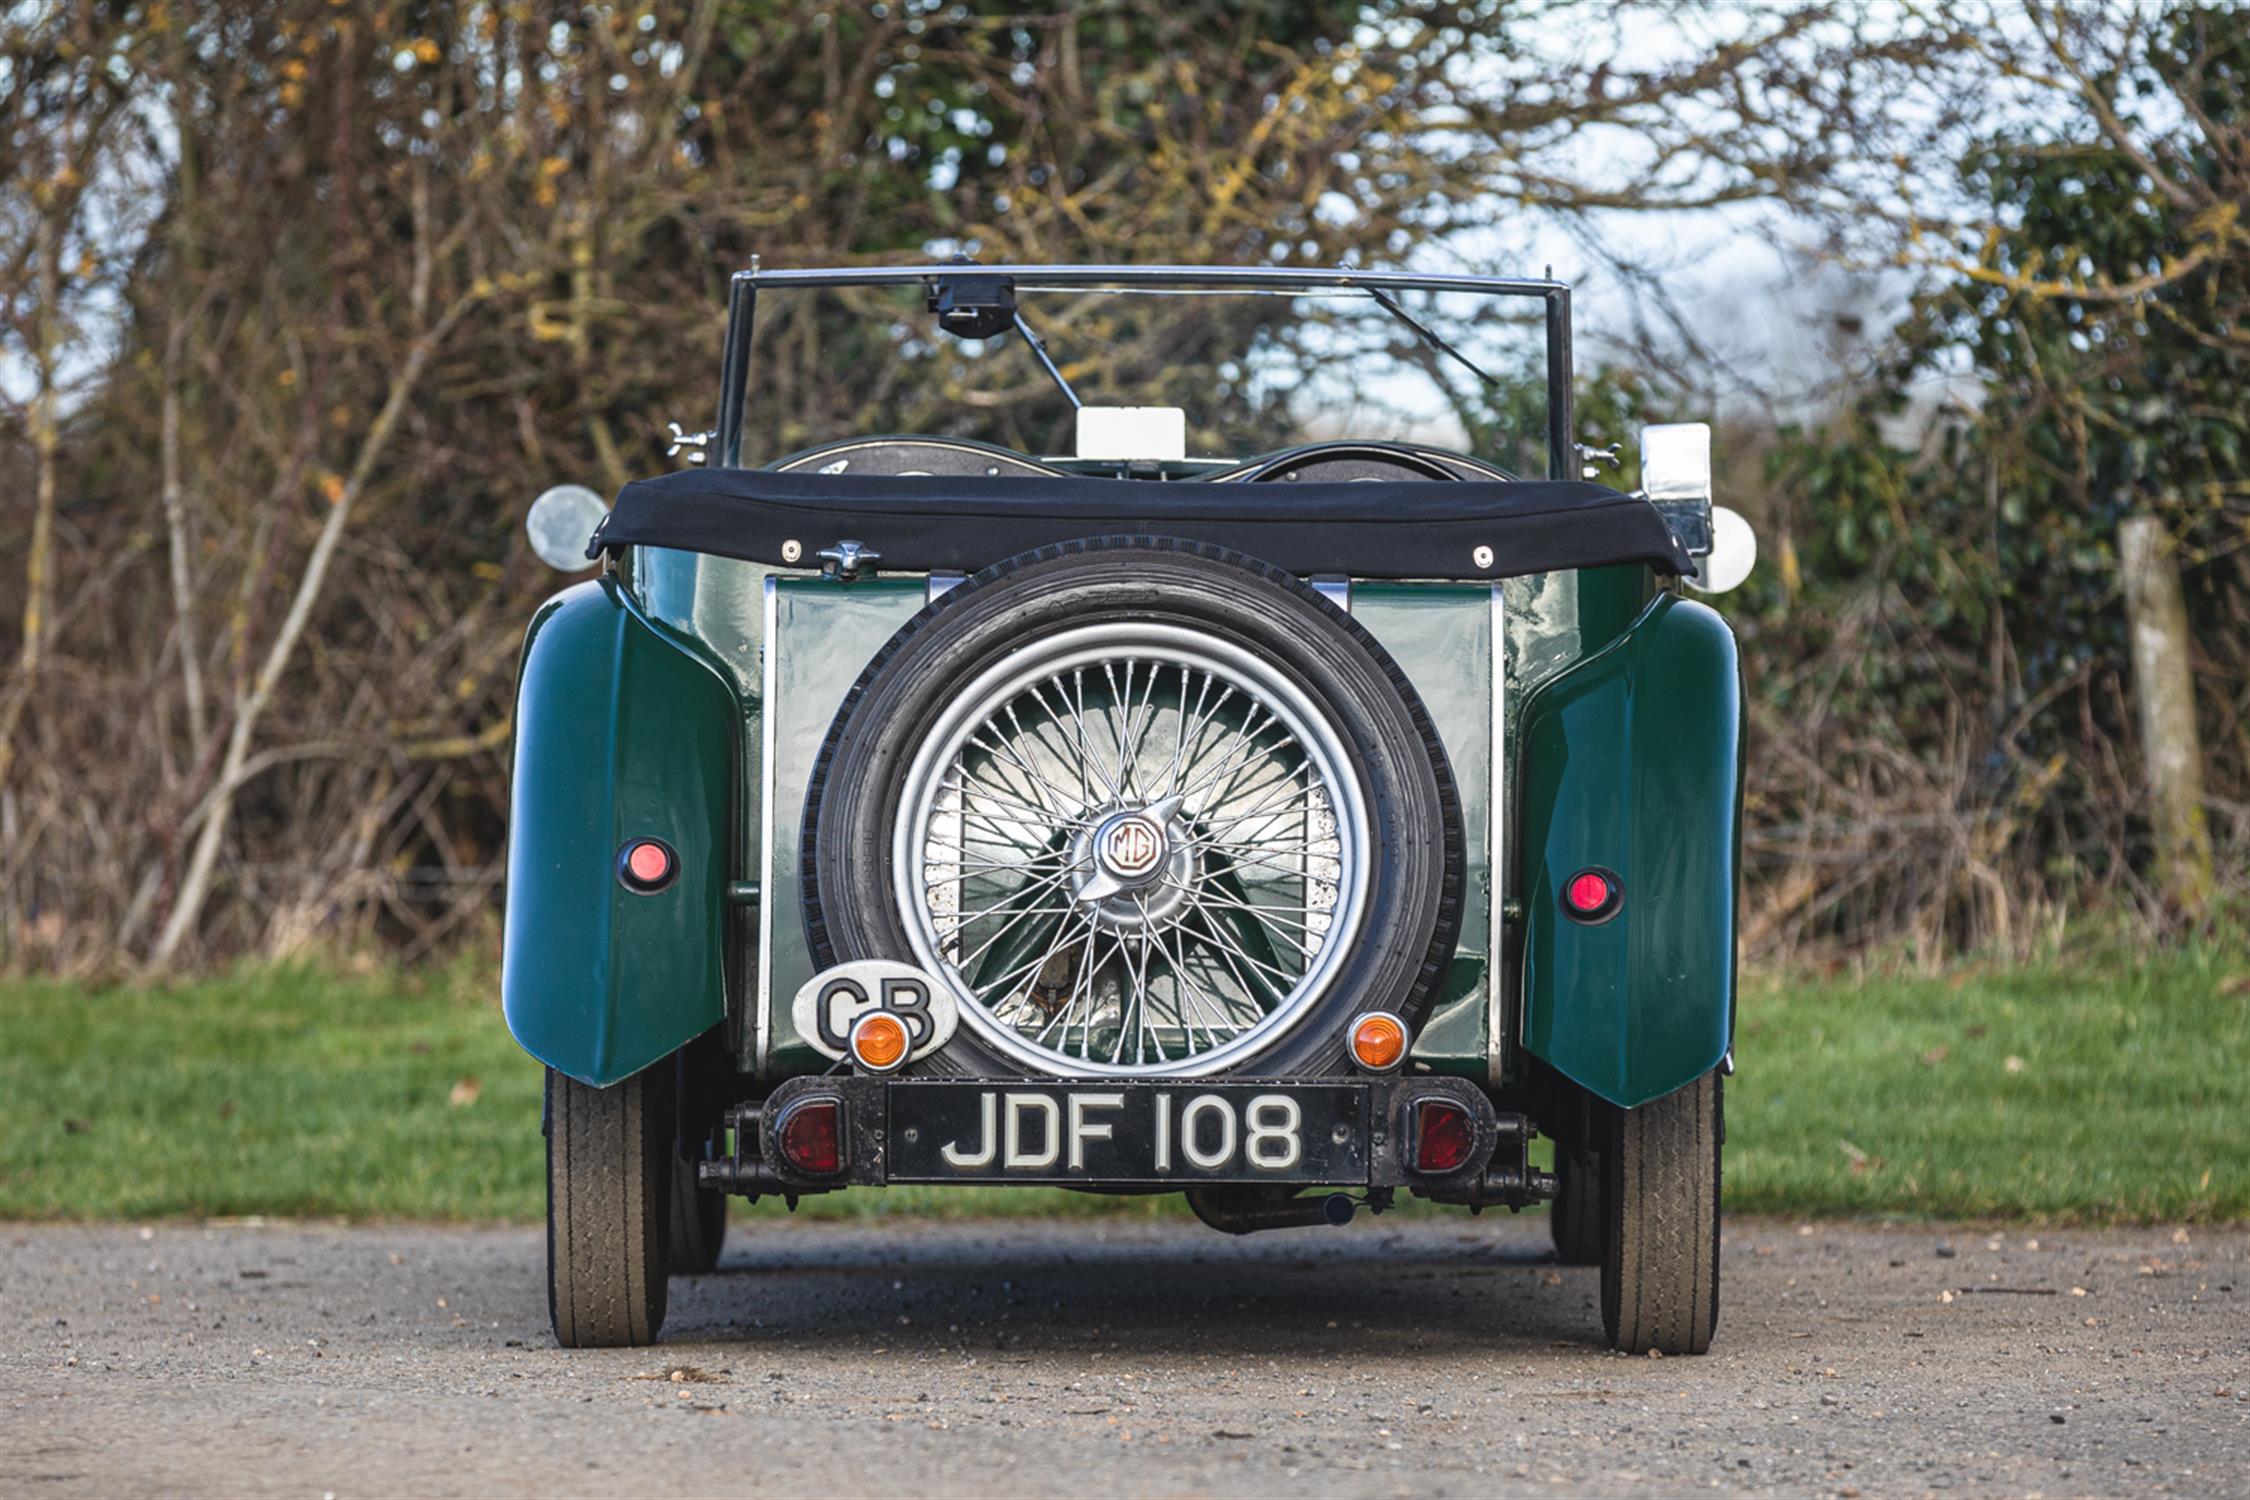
[849,1011,911,1073]
[1349,1012,1408,1071]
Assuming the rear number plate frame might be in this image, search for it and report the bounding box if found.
[883,1080,1370,1185]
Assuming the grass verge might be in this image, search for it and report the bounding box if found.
[1,942,2243,1223]
[1728,941,2247,1222]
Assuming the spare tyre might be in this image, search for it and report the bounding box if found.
[804,537,1461,1079]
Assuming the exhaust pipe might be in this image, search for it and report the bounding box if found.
[1186,1187,1357,1235]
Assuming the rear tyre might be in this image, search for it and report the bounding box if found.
[1549,1136,1604,1265]
[668,1150,728,1275]
[1599,1070,1721,1355]
[668,1032,732,1276]
[546,1065,671,1347]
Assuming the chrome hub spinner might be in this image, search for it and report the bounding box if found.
[1069,799,1200,931]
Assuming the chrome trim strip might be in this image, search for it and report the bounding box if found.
[1488,582,1507,1088]
[755,574,778,1074]
[1308,575,1352,613]
[926,571,966,603]
[737,264,1566,297]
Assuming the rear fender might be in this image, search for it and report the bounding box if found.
[504,578,739,1087]
[1517,592,1742,1108]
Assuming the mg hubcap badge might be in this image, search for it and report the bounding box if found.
[1096,812,1166,882]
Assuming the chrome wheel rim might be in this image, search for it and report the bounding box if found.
[894,623,1371,1077]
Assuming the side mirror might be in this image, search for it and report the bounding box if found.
[526,483,609,572]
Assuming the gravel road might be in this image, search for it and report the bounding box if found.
[4,1215,2246,1497]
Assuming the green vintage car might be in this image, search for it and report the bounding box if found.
[506,264,1753,1353]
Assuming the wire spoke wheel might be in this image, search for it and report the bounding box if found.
[895,624,1370,1076]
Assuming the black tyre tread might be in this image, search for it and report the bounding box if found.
[1550,1139,1604,1265]
[800,535,1464,1065]
[546,1067,670,1347]
[1600,1070,1721,1356]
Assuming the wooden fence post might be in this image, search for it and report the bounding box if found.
[2118,514,2215,917]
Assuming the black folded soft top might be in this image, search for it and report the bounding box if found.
[590,468,1692,582]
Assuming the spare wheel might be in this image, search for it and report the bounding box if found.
[803,537,1462,1079]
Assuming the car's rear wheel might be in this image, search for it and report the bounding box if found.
[1550,1135,1604,1265]
[668,1031,731,1276]
[805,538,1462,1079]
[546,1065,671,1347]
[668,1149,728,1275]
[1599,1070,1722,1355]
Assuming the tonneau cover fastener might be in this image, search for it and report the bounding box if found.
[818,540,880,580]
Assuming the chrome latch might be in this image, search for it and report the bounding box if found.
[666,421,714,464]
[817,540,880,581]
[1577,440,1620,480]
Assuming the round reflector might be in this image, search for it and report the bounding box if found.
[849,1011,911,1073]
[1349,1012,1408,1072]
[618,838,676,892]
[1562,867,1618,922]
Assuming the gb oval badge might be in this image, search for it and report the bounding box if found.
[791,959,959,1063]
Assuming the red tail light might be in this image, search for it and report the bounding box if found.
[1413,1098,1476,1174]
[775,1097,844,1176]
[1562,867,1619,922]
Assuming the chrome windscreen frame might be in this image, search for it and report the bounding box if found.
[712,263,1576,482]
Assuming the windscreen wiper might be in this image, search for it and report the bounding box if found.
[925,263,1081,409]
[1363,285,1502,390]
[1011,311,1081,410]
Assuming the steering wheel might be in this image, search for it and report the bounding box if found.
[1214,442,1504,484]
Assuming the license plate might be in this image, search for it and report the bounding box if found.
[883,1081,1369,1185]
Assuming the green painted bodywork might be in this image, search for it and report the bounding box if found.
[759,576,929,1074]
[1516,592,1743,1108]
[632,544,773,1042]
[505,542,1736,1105]
[502,577,741,1087]
[1347,586,1496,1082]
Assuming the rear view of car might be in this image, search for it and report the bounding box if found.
[505,264,1752,1355]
